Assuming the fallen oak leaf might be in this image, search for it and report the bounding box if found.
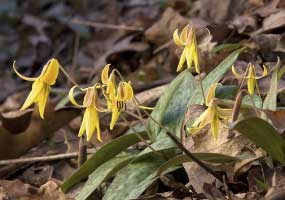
[0,109,33,134]
[263,109,285,133]
[0,101,80,159]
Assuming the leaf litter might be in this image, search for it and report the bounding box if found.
[1,0,285,199]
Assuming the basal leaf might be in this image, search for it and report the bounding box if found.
[147,70,197,140]
[157,153,240,175]
[232,117,285,164]
[62,132,148,192]
[76,154,136,200]
[263,58,280,111]
[133,135,177,162]
[102,155,164,200]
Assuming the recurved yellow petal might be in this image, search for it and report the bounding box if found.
[36,84,50,119]
[85,106,97,141]
[173,29,184,46]
[206,83,218,106]
[176,47,187,72]
[247,78,256,95]
[192,35,200,73]
[211,115,219,139]
[231,65,244,79]
[189,106,213,134]
[39,58,59,85]
[83,87,95,107]
[68,85,85,108]
[185,45,194,71]
[78,110,87,137]
[107,72,116,97]
[117,81,134,101]
[101,64,111,84]
[256,65,268,79]
[20,80,44,111]
[180,24,190,44]
[110,105,120,130]
[12,61,37,82]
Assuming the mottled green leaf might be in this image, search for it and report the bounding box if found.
[263,58,280,111]
[147,70,197,140]
[102,155,164,200]
[62,132,148,192]
[157,153,240,175]
[232,117,285,164]
[76,155,135,200]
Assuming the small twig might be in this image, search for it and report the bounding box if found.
[160,124,223,182]
[0,150,96,166]
[223,175,231,200]
[78,136,87,167]
[71,18,144,31]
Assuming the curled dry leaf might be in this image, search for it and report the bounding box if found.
[183,122,252,192]
[0,109,33,134]
[0,102,80,159]
[259,10,285,33]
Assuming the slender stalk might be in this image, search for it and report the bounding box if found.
[120,115,167,160]
[59,65,78,86]
[198,72,206,104]
[132,97,223,182]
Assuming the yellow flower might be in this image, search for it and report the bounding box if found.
[13,58,60,119]
[69,85,104,142]
[173,24,199,73]
[188,83,232,138]
[100,64,134,130]
[109,81,134,130]
[232,63,268,95]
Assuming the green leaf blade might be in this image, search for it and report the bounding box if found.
[62,132,148,192]
[157,153,240,175]
[232,117,285,164]
[102,155,164,200]
[147,70,197,139]
[189,48,245,106]
[76,155,135,200]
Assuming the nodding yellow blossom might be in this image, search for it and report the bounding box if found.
[232,63,268,95]
[13,58,60,119]
[109,81,134,130]
[188,83,232,138]
[101,64,134,130]
[173,24,199,73]
[69,85,104,142]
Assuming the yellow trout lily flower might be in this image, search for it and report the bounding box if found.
[173,24,199,73]
[109,81,134,130]
[69,85,105,142]
[188,83,232,138]
[100,64,134,129]
[13,58,60,119]
[232,63,268,95]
